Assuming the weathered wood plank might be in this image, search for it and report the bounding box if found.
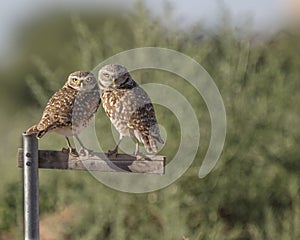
[18,148,165,175]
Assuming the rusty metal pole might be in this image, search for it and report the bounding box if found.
[23,132,39,240]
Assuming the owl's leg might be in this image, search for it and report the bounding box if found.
[129,131,145,159]
[63,137,79,157]
[134,141,148,160]
[75,135,93,156]
[134,142,140,156]
[108,136,123,157]
[134,142,143,160]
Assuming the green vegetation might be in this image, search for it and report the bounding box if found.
[1,1,300,239]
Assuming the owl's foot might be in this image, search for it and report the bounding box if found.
[62,147,79,157]
[135,152,149,160]
[79,148,94,157]
[133,143,150,160]
[107,148,118,158]
[134,143,147,160]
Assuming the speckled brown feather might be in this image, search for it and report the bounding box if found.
[26,71,101,139]
[26,86,76,138]
[101,77,163,153]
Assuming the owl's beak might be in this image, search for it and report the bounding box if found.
[80,80,84,88]
[112,78,117,86]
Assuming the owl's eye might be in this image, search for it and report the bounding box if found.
[103,73,110,78]
[86,77,91,81]
[73,78,78,82]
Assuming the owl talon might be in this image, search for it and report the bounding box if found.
[61,147,79,157]
[62,147,69,153]
[135,152,148,160]
[69,148,79,157]
[107,149,118,158]
[79,148,93,157]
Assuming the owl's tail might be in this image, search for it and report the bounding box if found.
[26,125,47,139]
[144,134,164,153]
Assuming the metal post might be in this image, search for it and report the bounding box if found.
[23,133,39,240]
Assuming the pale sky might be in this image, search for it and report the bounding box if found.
[0,0,284,63]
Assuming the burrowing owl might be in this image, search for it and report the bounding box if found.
[26,71,101,156]
[98,64,164,156]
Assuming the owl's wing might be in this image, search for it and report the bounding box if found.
[127,86,164,152]
[30,87,76,137]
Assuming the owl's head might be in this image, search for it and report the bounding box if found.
[98,64,135,90]
[67,71,97,91]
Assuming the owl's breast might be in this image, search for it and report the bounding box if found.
[102,90,134,136]
[71,89,101,132]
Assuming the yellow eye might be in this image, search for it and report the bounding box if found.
[86,77,91,81]
[73,78,78,82]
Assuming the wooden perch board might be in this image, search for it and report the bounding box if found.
[18,148,165,175]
